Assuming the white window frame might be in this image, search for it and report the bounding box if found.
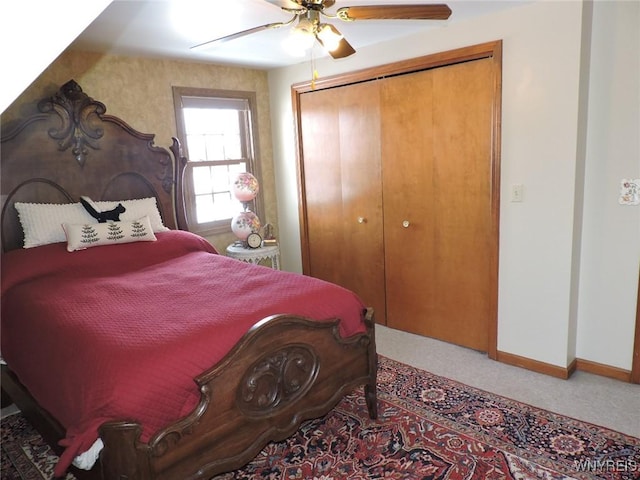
[173,87,263,235]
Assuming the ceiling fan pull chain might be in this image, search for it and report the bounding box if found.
[310,49,319,90]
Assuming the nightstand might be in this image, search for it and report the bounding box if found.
[226,243,281,270]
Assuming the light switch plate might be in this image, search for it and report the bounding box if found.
[511,184,523,202]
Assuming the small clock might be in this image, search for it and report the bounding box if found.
[246,232,262,249]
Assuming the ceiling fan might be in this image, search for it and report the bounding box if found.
[191,0,452,59]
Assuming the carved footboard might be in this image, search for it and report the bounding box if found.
[99,309,378,480]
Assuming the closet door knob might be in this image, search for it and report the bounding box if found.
[357,217,366,224]
[402,220,410,228]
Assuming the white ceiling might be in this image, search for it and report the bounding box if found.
[70,0,530,69]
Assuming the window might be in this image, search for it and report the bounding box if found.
[173,87,262,234]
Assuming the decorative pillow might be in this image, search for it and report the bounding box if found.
[15,197,169,249]
[63,216,157,252]
[15,202,94,248]
[92,198,169,233]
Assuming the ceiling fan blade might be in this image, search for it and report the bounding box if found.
[316,23,356,59]
[191,21,290,50]
[328,37,356,59]
[337,4,452,21]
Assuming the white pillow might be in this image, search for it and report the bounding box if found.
[63,216,157,252]
[93,198,169,233]
[15,197,169,249]
[15,202,94,248]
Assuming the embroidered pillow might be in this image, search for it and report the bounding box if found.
[63,216,157,252]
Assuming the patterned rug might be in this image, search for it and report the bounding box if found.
[2,356,639,480]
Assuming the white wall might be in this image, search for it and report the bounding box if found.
[268,0,639,370]
[0,1,112,113]
[577,0,640,369]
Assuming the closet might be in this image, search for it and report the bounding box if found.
[295,42,501,354]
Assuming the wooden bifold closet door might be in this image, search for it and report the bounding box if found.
[380,59,494,352]
[298,80,387,324]
[298,50,499,353]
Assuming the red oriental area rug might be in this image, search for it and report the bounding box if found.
[2,356,639,479]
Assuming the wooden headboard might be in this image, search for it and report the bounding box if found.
[1,80,188,252]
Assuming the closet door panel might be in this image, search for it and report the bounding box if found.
[382,58,495,351]
[380,70,437,329]
[431,58,494,351]
[299,88,343,277]
[299,81,386,323]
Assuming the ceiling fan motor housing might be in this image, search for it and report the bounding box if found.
[298,0,336,9]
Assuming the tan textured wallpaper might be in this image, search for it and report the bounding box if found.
[2,49,277,252]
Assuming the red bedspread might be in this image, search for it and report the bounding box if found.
[1,230,366,476]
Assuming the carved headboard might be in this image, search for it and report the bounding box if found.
[1,80,187,252]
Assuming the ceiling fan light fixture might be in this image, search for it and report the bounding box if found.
[283,18,316,56]
[316,23,343,52]
[293,17,315,36]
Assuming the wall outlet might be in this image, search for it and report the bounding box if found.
[511,184,524,202]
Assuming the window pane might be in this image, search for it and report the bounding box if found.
[195,192,237,224]
[224,133,242,159]
[211,164,232,192]
[190,163,247,223]
[204,134,225,159]
[229,162,247,175]
[186,135,207,161]
[184,108,242,162]
[195,194,216,223]
[192,166,213,195]
[184,109,209,134]
[213,192,236,219]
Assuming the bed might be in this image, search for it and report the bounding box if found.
[0,80,378,479]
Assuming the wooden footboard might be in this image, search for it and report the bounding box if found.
[3,309,377,480]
